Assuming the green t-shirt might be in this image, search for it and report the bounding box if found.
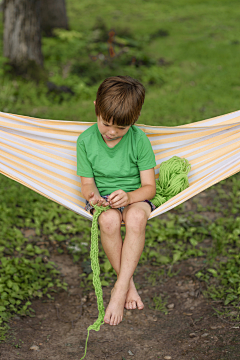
[76,123,156,196]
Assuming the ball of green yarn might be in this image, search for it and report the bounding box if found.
[150,156,191,207]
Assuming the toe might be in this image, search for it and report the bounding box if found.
[110,315,115,326]
[104,310,111,323]
[132,301,137,309]
[137,299,144,310]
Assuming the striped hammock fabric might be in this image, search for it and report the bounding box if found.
[0,110,240,226]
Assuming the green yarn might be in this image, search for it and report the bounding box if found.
[80,156,191,359]
[149,156,191,207]
[80,203,111,360]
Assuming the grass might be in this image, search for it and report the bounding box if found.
[0,0,240,341]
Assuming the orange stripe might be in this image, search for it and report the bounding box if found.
[0,149,81,187]
[0,134,76,165]
[0,169,87,211]
[155,131,240,160]
[0,140,77,173]
[189,148,240,180]
[188,141,240,175]
[4,112,96,126]
[0,130,78,150]
[151,124,239,146]
[180,110,240,127]
[0,122,81,137]
[0,160,85,207]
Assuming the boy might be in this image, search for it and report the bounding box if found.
[77,75,156,326]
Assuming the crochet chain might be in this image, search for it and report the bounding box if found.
[80,156,191,359]
[80,203,111,360]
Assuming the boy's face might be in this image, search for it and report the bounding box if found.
[94,101,131,142]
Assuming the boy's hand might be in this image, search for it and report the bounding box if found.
[88,192,109,207]
[107,190,131,208]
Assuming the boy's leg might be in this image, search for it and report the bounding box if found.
[103,202,151,325]
[94,207,144,311]
[97,207,123,281]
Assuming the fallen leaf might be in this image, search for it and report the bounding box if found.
[29,345,39,351]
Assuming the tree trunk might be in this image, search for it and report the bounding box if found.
[40,0,69,37]
[3,0,43,68]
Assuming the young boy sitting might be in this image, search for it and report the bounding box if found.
[77,75,156,326]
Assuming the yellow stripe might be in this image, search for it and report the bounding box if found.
[0,130,79,150]
[0,122,81,137]
[0,142,77,177]
[0,168,86,209]
[0,149,80,191]
[155,130,240,160]
[0,159,85,207]
[188,141,240,174]
[0,134,76,165]
[189,148,240,180]
[3,112,96,126]
[19,118,96,127]
[180,110,240,127]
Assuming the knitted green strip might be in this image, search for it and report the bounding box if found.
[80,156,191,359]
[80,203,111,360]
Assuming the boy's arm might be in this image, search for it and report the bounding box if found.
[80,177,101,201]
[128,168,156,204]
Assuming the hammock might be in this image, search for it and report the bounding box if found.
[0,110,240,226]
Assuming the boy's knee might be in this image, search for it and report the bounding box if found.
[125,207,147,228]
[98,209,122,230]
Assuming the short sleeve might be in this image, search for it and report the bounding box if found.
[137,133,156,171]
[76,139,94,177]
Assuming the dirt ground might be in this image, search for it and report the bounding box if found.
[1,254,240,360]
[1,193,240,360]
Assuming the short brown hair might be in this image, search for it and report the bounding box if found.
[95,75,145,126]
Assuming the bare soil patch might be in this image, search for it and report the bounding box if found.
[1,253,240,360]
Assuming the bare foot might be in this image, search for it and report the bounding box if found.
[104,284,128,326]
[125,277,144,310]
